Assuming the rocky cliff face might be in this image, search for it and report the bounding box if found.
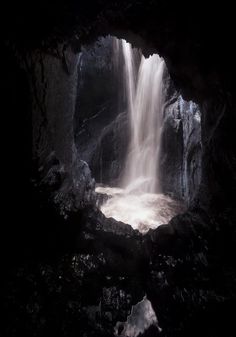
[180,98,202,204]
[24,46,95,215]
[160,85,202,204]
[74,37,128,186]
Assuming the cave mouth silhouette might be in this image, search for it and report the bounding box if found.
[2,3,236,337]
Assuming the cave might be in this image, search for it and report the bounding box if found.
[2,2,236,337]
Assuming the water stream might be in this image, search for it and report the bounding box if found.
[96,38,185,233]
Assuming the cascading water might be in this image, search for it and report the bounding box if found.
[96,38,185,233]
[121,40,164,193]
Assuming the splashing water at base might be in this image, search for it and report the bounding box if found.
[96,186,185,234]
[96,38,185,233]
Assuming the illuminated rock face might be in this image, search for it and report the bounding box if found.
[160,94,202,205]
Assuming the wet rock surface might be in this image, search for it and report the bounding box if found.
[160,85,202,204]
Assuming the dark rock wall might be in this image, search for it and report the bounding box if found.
[24,47,95,215]
[199,96,236,213]
[89,111,129,186]
[1,45,33,259]
[74,37,130,186]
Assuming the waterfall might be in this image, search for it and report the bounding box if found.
[96,38,185,233]
[121,40,165,194]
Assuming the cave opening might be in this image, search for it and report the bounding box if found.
[75,36,201,233]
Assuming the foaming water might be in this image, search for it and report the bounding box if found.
[96,38,184,233]
[96,186,185,234]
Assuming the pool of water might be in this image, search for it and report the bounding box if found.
[96,186,186,234]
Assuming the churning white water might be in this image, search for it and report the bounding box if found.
[96,38,185,233]
[97,186,185,233]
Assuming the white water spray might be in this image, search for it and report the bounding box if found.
[97,38,185,233]
[121,40,165,193]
